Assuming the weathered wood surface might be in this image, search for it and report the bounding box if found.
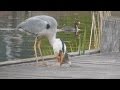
[101,16,120,53]
[0,52,120,79]
[0,49,100,66]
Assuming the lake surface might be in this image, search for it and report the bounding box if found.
[0,30,35,62]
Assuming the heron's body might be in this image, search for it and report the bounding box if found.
[16,15,71,66]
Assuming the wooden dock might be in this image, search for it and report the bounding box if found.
[0,52,120,79]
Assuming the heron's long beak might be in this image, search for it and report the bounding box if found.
[14,26,23,33]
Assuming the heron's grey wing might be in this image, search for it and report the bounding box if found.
[34,15,58,30]
[16,15,58,36]
[25,18,48,34]
[16,18,48,35]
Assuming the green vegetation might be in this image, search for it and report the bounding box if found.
[29,15,93,56]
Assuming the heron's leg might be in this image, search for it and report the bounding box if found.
[38,40,48,66]
[34,37,38,63]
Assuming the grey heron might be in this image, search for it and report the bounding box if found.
[16,15,58,65]
[16,15,71,66]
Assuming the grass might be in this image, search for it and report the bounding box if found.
[32,15,93,56]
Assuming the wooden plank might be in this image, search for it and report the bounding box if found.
[0,55,55,66]
[0,49,100,66]
[0,53,120,79]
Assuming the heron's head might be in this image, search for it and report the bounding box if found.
[16,21,33,36]
[16,21,26,31]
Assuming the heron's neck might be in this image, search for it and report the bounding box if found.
[48,34,56,47]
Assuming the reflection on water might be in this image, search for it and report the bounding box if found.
[4,33,23,61]
[0,30,53,62]
[0,30,35,62]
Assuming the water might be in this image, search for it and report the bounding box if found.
[0,30,35,62]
